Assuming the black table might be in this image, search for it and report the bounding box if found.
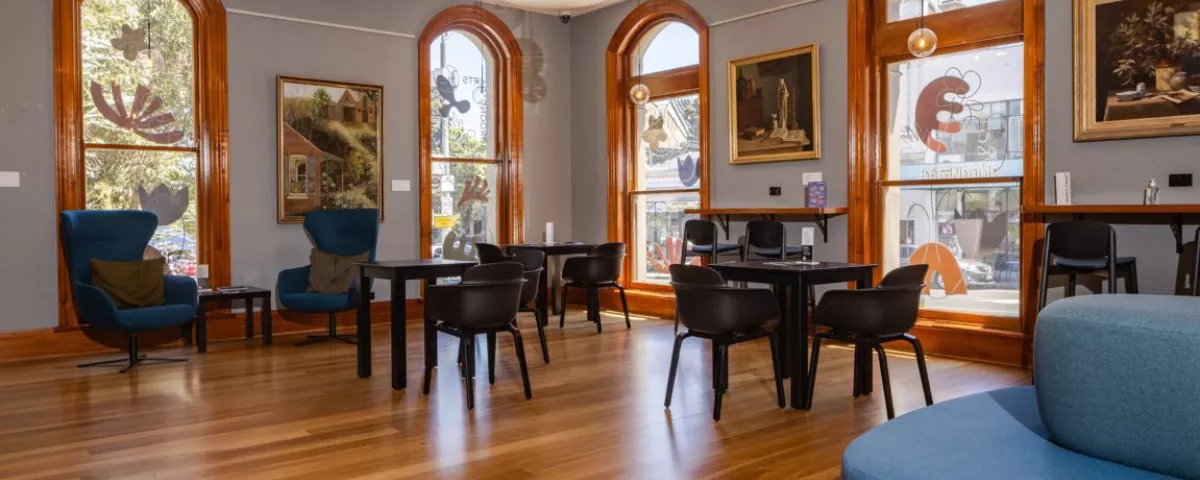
[504,243,598,321]
[186,286,273,353]
[709,260,876,409]
[355,259,477,390]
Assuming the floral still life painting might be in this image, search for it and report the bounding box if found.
[1076,0,1200,141]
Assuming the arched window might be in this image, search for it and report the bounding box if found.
[419,5,523,261]
[54,0,229,327]
[608,1,708,288]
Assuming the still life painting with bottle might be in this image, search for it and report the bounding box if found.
[728,44,821,164]
[1076,0,1200,141]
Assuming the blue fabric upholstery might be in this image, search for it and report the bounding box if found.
[60,210,197,333]
[842,387,1171,480]
[1052,256,1137,270]
[748,246,806,258]
[1035,295,1200,479]
[690,243,742,254]
[280,293,355,313]
[304,209,379,260]
[277,209,379,314]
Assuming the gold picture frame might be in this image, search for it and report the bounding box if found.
[1075,0,1200,141]
[728,44,821,164]
[276,76,384,223]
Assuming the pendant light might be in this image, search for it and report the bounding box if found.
[629,0,651,106]
[137,0,165,75]
[907,0,938,58]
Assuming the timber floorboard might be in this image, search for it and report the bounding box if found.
[0,310,1030,479]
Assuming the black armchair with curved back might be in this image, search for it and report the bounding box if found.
[475,243,512,264]
[1038,220,1139,310]
[667,265,785,421]
[513,249,550,363]
[474,244,550,363]
[422,262,529,410]
[1194,228,1200,296]
[559,242,631,333]
[808,264,933,420]
[680,219,743,265]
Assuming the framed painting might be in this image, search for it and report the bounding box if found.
[728,44,821,164]
[277,76,384,223]
[1075,0,1200,141]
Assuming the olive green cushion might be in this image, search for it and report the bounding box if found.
[89,257,166,309]
[307,249,368,294]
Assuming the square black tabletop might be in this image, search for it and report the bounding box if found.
[199,286,271,298]
[356,259,476,269]
[711,260,877,272]
[504,242,597,255]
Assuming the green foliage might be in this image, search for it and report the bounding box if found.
[312,88,332,119]
[80,0,198,264]
[1108,1,1200,86]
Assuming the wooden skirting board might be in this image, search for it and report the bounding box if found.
[570,288,1032,368]
[0,299,422,363]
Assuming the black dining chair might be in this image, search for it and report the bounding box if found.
[559,242,630,333]
[743,219,806,261]
[459,248,552,367]
[807,264,932,420]
[423,262,530,410]
[1194,228,1200,297]
[680,219,744,265]
[1038,220,1139,310]
[513,249,551,363]
[743,219,816,312]
[666,265,785,421]
[475,243,513,264]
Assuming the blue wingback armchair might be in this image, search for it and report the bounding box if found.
[277,209,379,346]
[61,210,198,373]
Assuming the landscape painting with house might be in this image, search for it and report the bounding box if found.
[277,77,383,223]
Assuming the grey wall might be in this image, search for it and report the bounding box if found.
[0,0,57,332]
[1044,0,1199,297]
[569,0,1195,297]
[570,0,849,263]
[0,0,572,332]
[3,0,1196,333]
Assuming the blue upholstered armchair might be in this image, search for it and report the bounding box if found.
[61,210,198,373]
[277,209,379,346]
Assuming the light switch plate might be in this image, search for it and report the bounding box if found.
[802,172,823,186]
[0,172,19,188]
[391,179,411,192]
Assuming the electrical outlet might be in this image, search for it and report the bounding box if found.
[769,186,782,196]
[1169,174,1193,187]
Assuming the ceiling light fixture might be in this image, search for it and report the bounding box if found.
[907,0,938,58]
[628,0,650,106]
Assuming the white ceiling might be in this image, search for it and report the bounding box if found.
[483,0,627,16]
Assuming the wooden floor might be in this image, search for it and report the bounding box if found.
[0,311,1030,479]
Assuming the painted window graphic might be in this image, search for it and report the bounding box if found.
[883,43,1024,317]
[82,0,199,276]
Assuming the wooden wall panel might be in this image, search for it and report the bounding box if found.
[0,300,421,364]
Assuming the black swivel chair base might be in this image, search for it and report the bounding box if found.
[295,313,357,346]
[77,334,187,374]
[558,283,631,333]
[664,329,786,421]
[427,322,533,410]
[808,330,933,420]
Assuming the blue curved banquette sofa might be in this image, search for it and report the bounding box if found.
[843,295,1200,480]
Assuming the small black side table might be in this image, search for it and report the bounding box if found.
[187,287,273,353]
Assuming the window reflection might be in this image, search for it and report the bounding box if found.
[885,183,1021,317]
